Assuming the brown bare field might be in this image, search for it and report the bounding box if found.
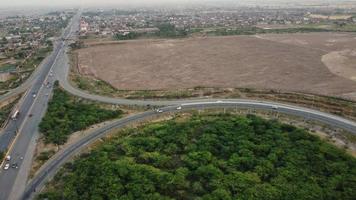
[77,33,356,98]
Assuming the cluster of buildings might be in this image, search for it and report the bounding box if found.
[79,7,356,37]
[0,11,74,82]
[0,12,73,56]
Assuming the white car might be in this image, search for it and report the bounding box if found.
[32,94,37,98]
[216,100,223,103]
[3,163,10,170]
[176,106,182,110]
[272,105,279,110]
[156,109,163,113]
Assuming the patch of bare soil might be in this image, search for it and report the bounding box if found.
[0,73,13,82]
[257,32,356,52]
[77,34,356,98]
[322,49,356,81]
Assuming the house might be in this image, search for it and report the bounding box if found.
[80,20,89,32]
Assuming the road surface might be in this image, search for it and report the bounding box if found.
[0,8,356,200]
[22,101,356,199]
[0,12,81,200]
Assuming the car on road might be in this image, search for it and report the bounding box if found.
[216,100,223,103]
[29,114,33,118]
[177,106,182,110]
[32,94,37,98]
[11,163,18,169]
[3,163,10,170]
[5,155,11,161]
[156,109,163,113]
[272,105,279,110]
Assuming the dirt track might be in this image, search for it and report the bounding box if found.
[77,33,356,98]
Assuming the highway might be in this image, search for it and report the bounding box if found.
[21,100,356,199]
[0,42,63,152]
[0,8,355,200]
[0,12,81,200]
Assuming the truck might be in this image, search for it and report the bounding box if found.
[11,110,20,120]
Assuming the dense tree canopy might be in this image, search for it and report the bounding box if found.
[39,82,123,145]
[38,114,356,200]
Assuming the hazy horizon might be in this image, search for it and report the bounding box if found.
[1,0,356,8]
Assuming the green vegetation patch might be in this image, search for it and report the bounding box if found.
[113,24,355,41]
[22,46,52,70]
[0,63,16,72]
[114,23,188,41]
[73,75,118,96]
[36,150,56,164]
[38,114,356,200]
[39,82,123,145]
[0,96,20,126]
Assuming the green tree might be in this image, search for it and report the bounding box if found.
[37,114,356,200]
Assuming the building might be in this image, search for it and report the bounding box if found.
[80,20,89,33]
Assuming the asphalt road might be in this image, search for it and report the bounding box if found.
[0,8,356,200]
[21,100,356,199]
[0,12,81,200]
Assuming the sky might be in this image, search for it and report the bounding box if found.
[0,0,355,8]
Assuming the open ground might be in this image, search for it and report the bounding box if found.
[76,33,356,99]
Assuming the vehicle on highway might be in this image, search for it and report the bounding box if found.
[216,100,223,103]
[0,12,81,200]
[11,110,20,120]
[3,163,10,170]
[177,106,182,110]
[29,114,33,118]
[156,109,163,113]
[272,105,279,110]
[5,155,11,161]
[11,163,18,169]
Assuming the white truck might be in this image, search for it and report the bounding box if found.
[11,110,20,120]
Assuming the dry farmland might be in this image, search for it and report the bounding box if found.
[76,33,356,99]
